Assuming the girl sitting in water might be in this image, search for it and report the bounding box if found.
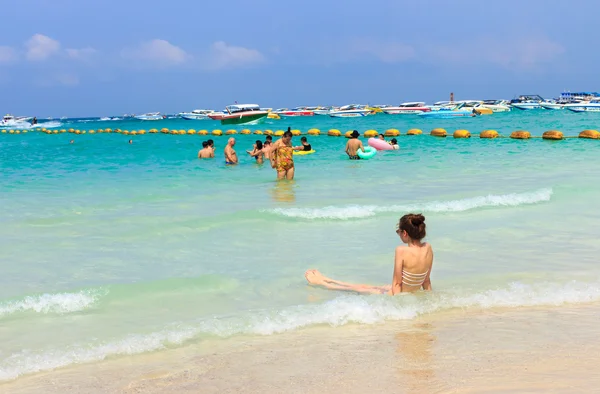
[247,140,265,164]
[305,213,433,295]
[294,136,312,152]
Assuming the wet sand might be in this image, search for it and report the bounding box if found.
[3,304,600,394]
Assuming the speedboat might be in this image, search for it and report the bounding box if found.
[274,107,314,117]
[178,109,217,120]
[540,100,566,110]
[564,99,600,112]
[510,95,544,110]
[328,104,373,118]
[417,103,475,119]
[313,106,335,115]
[382,102,431,114]
[0,114,32,127]
[478,100,511,112]
[134,112,165,121]
[209,104,269,125]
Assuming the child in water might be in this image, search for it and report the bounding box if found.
[390,138,399,150]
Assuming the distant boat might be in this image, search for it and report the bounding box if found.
[178,109,218,120]
[328,104,373,118]
[134,112,165,121]
[510,95,544,110]
[0,114,32,127]
[382,102,431,115]
[274,107,315,117]
[418,103,475,119]
[208,104,269,125]
[564,99,600,112]
[479,100,511,112]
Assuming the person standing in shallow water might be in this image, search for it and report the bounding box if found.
[345,130,364,160]
[224,137,238,165]
[198,141,214,159]
[270,129,296,180]
[305,213,433,294]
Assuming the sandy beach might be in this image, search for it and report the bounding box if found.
[3,303,600,394]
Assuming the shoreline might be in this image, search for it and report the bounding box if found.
[3,303,600,393]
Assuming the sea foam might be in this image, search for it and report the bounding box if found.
[268,188,553,220]
[2,277,599,381]
[0,289,105,318]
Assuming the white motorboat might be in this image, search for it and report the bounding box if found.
[478,100,512,112]
[564,99,600,112]
[313,106,335,115]
[540,100,566,110]
[510,95,544,110]
[382,102,431,114]
[328,104,373,118]
[0,114,32,128]
[134,112,165,121]
[178,109,217,120]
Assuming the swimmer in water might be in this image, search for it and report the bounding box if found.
[263,140,272,160]
[294,136,312,152]
[207,139,215,152]
[378,133,386,141]
[128,140,132,144]
[224,137,238,165]
[305,213,433,295]
[247,140,265,164]
[390,138,399,150]
[345,130,365,160]
[198,141,215,159]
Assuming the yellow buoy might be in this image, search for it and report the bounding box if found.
[138,130,146,135]
[89,130,96,134]
[430,128,447,137]
[328,129,342,137]
[149,129,158,133]
[226,129,237,135]
[364,129,378,138]
[8,130,15,134]
[453,129,471,138]
[264,129,273,135]
[212,129,223,136]
[291,129,301,136]
[15,130,21,134]
[0,129,6,133]
[579,129,600,139]
[241,129,251,135]
[105,128,112,133]
[187,129,196,135]
[115,129,122,133]
[68,128,75,133]
[52,130,58,134]
[542,130,563,140]
[22,130,28,133]
[254,130,263,135]
[124,131,131,135]
[407,129,422,135]
[385,128,400,137]
[75,130,81,134]
[177,129,185,135]
[81,130,86,134]
[97,129,104,133]
[268,113,280,119]
[198,129,208,135]
[307,128,320,135]
[41,128,47,132]
[480,130,499,139]
[510,130,531,139]
[344,130,353,138]
[161,128,169,133]
[274,130,284,136]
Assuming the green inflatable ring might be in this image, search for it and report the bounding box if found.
[357,146,376,159]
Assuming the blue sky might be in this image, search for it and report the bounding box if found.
[0,0,596,117]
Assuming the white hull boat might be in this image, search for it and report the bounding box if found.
[135,112,164,121]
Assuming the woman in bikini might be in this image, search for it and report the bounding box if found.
[305,213,433,295]
[270,129,300,180]
[247,140,265,164]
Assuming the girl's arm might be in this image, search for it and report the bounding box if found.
[391,247,404,295]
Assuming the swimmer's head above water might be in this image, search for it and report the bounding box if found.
[397,213,426,243]
[350,130,359,138]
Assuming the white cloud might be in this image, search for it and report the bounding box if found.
[426,36,565,70]
[0,46,18,65]
[206,41,265,70]
[34,73,80,87]
[66,47,97,61]
[26,34,61,61]
[120,39,189,68]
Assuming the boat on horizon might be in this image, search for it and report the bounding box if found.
[209,104,269,125]
[178,109,218,120]
[0,114,32,128]
[418,103,475,119]
[382,102,431,115]
[273,107,315,117]
[478,100,511,112]
[510,95,544,110]
[328,104,373,118]
[134,112,165,121]
[564,99,600,112]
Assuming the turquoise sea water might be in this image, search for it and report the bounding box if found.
[1,111,599,381]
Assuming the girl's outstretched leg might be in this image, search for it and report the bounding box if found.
[304,270,389,294]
